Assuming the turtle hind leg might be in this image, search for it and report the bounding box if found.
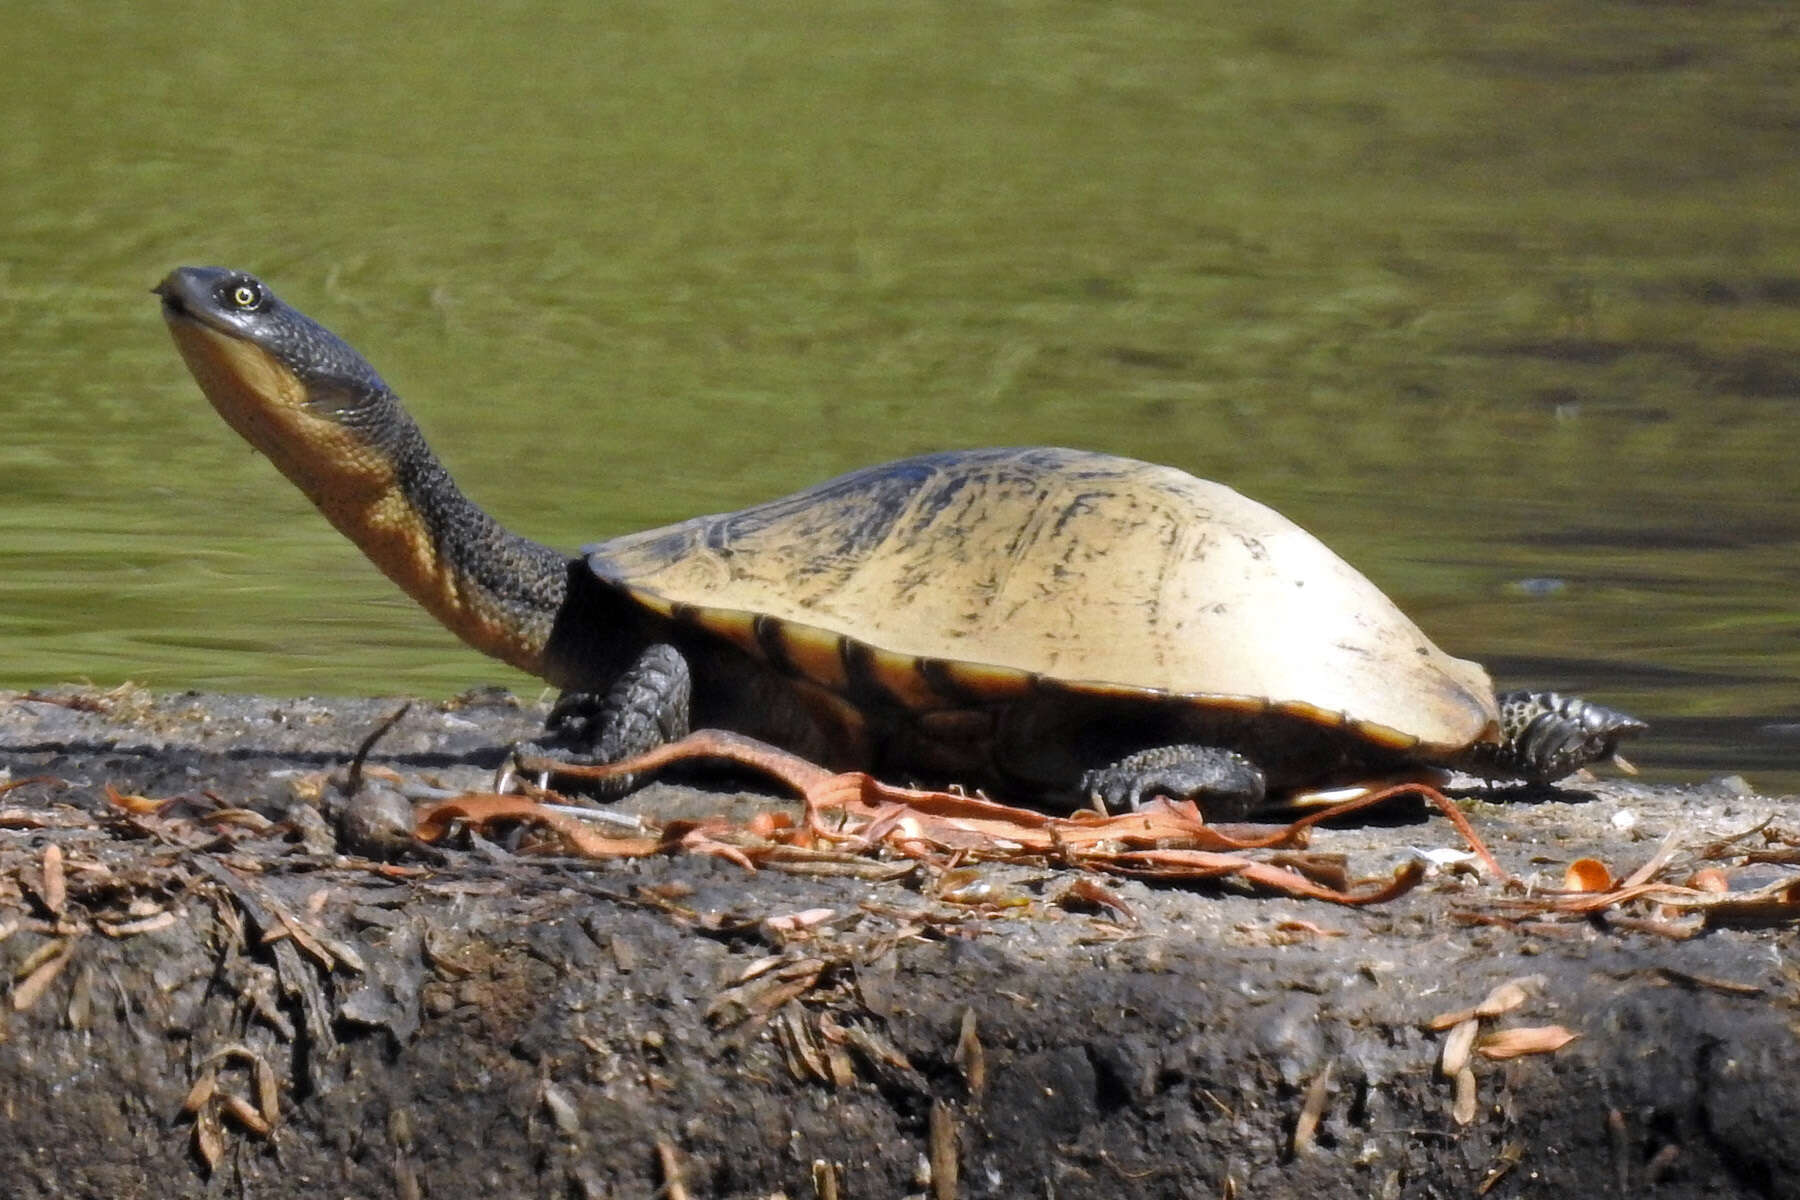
[1080,744,1266,819]
[1472,690,1647,784]
[526,642,693,794]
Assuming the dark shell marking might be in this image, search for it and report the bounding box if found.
[585,447,1503,785]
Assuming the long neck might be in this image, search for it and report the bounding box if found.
[282,392,576,682]
[166,305,598,685]
[380,423,574,679]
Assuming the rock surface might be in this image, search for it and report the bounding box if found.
[1,687,1796,1199]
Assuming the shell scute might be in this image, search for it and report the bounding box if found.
[585,447,1497,753]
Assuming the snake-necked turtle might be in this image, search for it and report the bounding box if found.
[156,267,1644,816]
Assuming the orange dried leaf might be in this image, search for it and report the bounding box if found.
[1687,868,1729,894]
[416,794,663,860]
[1563,858,1614,893]
[1427,1006,1477,1032]
[0,775,63,798]
[503,730,1472,906]
[1477,1025,1580,1060]
[1059,877,1137,922]
[103,783,163,815]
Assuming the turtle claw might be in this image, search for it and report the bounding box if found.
[1081,744,1266,820]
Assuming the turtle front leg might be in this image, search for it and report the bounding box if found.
[1081,744,1266,819]
[1463,690,1647,784]
[527,643,693,793]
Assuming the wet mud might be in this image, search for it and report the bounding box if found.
[2,687,1796,1199]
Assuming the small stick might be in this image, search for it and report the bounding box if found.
[346,702,413,796]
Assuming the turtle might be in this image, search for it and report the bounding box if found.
[155,266,1645,817]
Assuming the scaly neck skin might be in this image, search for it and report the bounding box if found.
[168,311,578,681]
[337,408,575,682]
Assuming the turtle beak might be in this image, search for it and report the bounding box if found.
[155,272,200,321]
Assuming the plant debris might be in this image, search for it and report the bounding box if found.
[466,730,1509,905]
[1461,819,1800,933]
[4,689,1798,1197]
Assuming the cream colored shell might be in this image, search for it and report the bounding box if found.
[587,447,1499,755]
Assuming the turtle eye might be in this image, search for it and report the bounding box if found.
[228,282,263,310]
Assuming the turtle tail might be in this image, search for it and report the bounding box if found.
[1458,691,1647,784]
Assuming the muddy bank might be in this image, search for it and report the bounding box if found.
[2,687,1797,1199]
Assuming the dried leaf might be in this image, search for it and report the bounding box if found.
[491,728,1498,906]
[1696,877,1800,926]
[11,938,75,1011]
[97,911,179,938]
[260,900,336,971]
[13,937,67,978]
[1267,852,1350,893]
[1652,967,1763,997]
[1292,1062,1333,1155]
[0,775,63,799]
[1687,868,1729,894]
[416,793,663,859]
[181,1069,217,1114]
[540,1083,580,1135]
[1563,858,1614,892]
[1451,1066,1478,1125]
[1618,832,1683,889]
[1057,877,1137,922]
[763,908,835,934]
[220,1091,272,1137]
[40,844,65,916]
[777,1008,830,1084]
[1426,1005,1478,1032]
[656,1138,689,1200]
[1440,1017,1480,1077]
[1476,1140,1526,1195]
[1475,976,1542,1020]
[954,1008,986,1096]
[203,808,276,833]
[825,1042,856,1088]
[104,783,164,815]
[253,1056,279,1126]
[1477,1025,1580,1060]
[193,1107,226,1170]
[929,1100,959,1200]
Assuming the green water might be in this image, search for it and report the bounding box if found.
[2,2,1796,787]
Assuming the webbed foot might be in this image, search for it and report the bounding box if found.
[517,643,692,794]
[1080,744,1266,819]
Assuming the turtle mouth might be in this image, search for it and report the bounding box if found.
[154,279,199,323]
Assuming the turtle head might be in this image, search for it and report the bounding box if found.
[1474,690,1648,784]
[157,266,408,501]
